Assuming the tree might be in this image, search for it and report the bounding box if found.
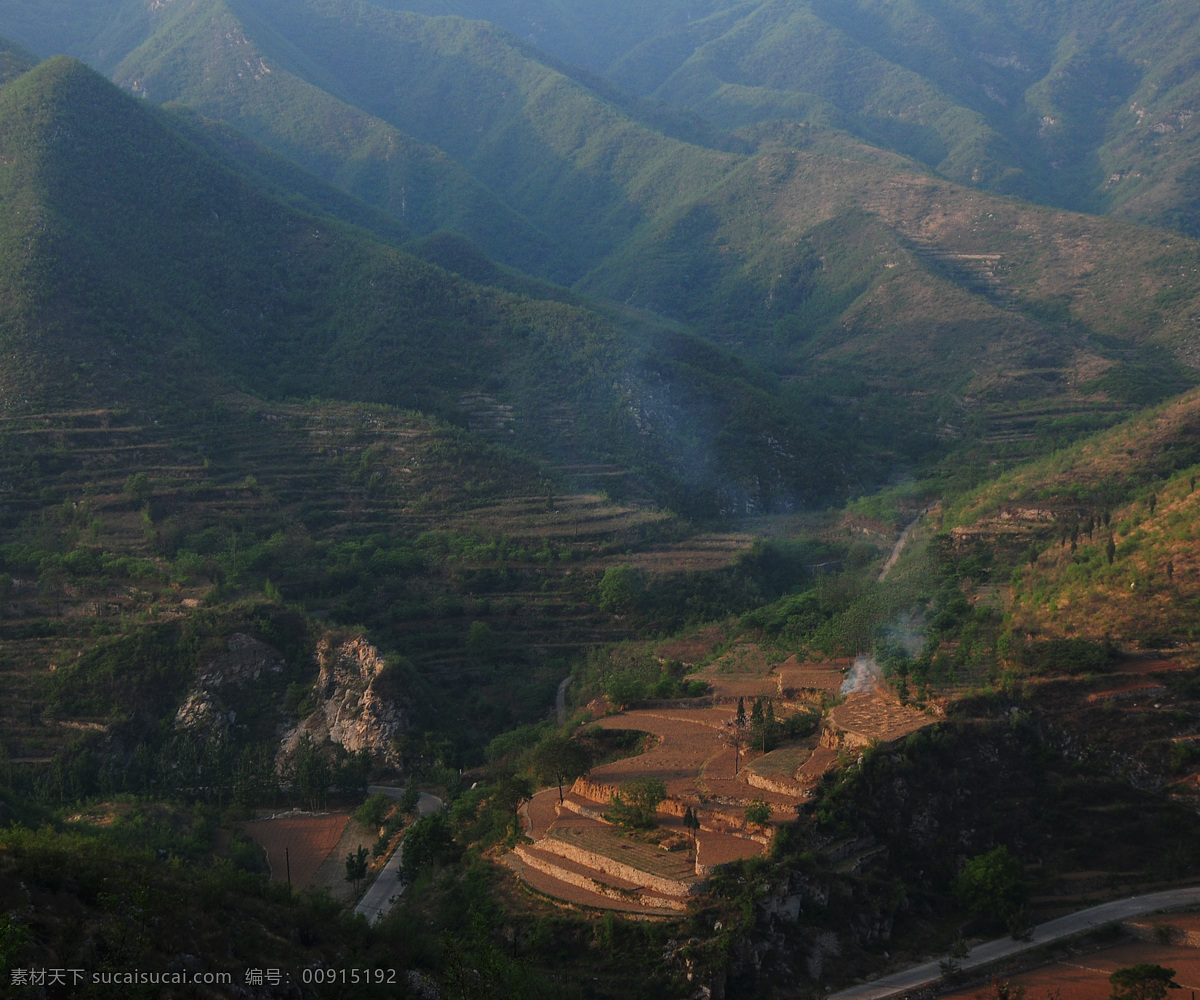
[744,799,771,826]
[954,846,1028,928]
[605,777,666,829]
[723,712,749,775]
[401,812,458,881]
[466,620,498,660]
[288,733,332,811]
[530,736,591,803]
[124,472,152,504]
[683,806,701,851]
[399,784,421,815]
[1149,493,1158,515]
[1107,533,1117,565]
[939,935,969,980]
[597,564,642,613]
[750,698,780,753]
[344,845,368,893]
[1109,965,1179,1000]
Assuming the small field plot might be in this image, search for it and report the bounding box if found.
[655,626,725,666]
[688,643,780,699]
[942,930,1200,1000]
[748,743,817,780]
[591,709,731,800]
[828,692,936,746]
[547,825,699,886]
[777,656,848,695]
[243,812,349,890]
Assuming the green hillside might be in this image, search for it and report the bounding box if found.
[0,54,876,515]
[357,0,1200,236]
[943,388,1200,646]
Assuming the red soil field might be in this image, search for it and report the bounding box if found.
[243,812,349,890]
[942,937,1200,1000]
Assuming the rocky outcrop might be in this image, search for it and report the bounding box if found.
[279,635,408,767]
[175,633,285,735]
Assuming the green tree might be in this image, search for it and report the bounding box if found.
[355,792,391,829]
[530,736,591,803]
[400,784,421,815]
[597,564,642,613]
[289,733,331,811]
[124,472,152,504]
[954,846,1028,927]
[1107,533,1117,565]
[466,620,498,660]
[605,777,666,829]
[401,812,458,880]
[345,845,368,893]
[1109,965,1179,1000]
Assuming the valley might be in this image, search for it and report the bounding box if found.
[2,1,1200,998]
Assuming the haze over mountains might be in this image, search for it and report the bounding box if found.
[6,2,1200,996]
[3,0,1200,501]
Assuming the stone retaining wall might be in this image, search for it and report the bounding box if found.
[541,836,700,897]
[513,846,690,912]
[743,769,808,797]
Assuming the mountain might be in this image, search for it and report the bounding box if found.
[372,0,1200,236]
[4,2,1200,496]
[0,54,872,514]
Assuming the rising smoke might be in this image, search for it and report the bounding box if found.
[840,654,881,695]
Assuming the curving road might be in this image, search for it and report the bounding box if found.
[352,788,442,925]
[829,886,1200,1000]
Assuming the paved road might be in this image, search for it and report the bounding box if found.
[352,789,441,925]
[830,886,1200,1000]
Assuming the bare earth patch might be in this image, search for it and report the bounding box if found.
[941,934,1200,1000]
[243,812,349,890]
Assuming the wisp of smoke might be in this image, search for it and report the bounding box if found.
[840,654,881,696]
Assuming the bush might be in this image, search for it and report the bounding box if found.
[1022,637,1116,675]
[605,777,666,829]
[354,792,391,829]
[744,799,771,825]
[954,846,1028,927]
[1109,965,1178,1000]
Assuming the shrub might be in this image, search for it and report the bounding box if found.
[605,777,666,829]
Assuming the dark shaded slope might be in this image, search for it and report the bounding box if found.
[0,56,865,512]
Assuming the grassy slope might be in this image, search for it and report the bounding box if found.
[219,0,740,281]
[946,388,1200,644]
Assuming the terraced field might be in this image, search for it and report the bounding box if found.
[826,691,939,748]
[507,635,949,913]
[0,397,761,755]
